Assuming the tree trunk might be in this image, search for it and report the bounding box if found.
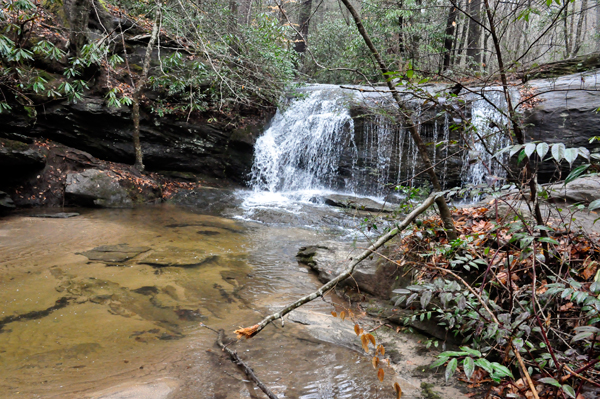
[564,2,570,57]
[338,0,457,240]
[596,0,600,52]
[442,4,458,72]
[65,0,91,55]
[131,5,161,172]
[466,0,482,68]
[294,0,312,54]
[573,0,587,56]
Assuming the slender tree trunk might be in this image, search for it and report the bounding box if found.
[573,0,587,55]
[466,0,482,68]
[442,4,458,72]
[457,12,469,66]
[564,2,570,57]
[66,0,91,55]
[338,0,457,240]
[596,0,600,52]
[294,0,312,54]
[131,5,161,172]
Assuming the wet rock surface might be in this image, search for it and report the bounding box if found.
[65,169,134,207]
[296,242,412,299]
[77,244,151,264]
[0,191,15,210]
[31,212,80,218]
[319,194,394,213]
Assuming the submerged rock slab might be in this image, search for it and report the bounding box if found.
[320,194,394,213]
[31,212,80,218]
[139,248,217,268]
[77,244,151,263]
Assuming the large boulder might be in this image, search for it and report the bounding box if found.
[65,169,133,207]
[296,243,413,300]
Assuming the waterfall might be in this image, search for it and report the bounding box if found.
[249,85,515,201]
[250,88,355,195]
[460,91,513,189]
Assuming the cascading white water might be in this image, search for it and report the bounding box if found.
[248,85,515,205]
[250,88,355,195]
[460,91,513,188]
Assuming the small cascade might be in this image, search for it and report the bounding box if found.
[460,91,513,189]
[250,88,355,195]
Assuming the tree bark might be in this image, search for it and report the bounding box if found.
[337,0,457,240]
[442,4,458,72]
[466,0,482,68]
[131,5,161,172]
[573,0,588,56]
[294,0,312,54]
[65,0,91,55]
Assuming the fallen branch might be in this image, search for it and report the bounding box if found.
[201,324,279,399]
[234,193,441,339]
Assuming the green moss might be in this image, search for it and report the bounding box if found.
[420,382,442,399]
[1,139,29,151]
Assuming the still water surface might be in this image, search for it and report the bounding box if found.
[0,201,393,398]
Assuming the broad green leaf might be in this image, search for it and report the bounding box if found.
[524,143,536,158]
[463,357,475,381]
[565,164,590,184]
[538,237,559,245]
[474,358,493,374]
[589,199,600,211]
[564,148,578,166]
[459,346,482,357]
[537,142,549,159]
[490,362,513,379]
[571,331,593,342]
[552,143,566,163]
[539,377,561,388]
[439,351,469,357]
[562,384,576,398]
[430,356,449,368]
[445,358,458,382]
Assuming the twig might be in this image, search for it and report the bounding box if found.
[200,324,279,399]
[234,193,442,339]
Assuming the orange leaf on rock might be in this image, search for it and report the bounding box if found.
[378,344,385,355]
[331,311,337,318]
[372,356,379,369]
[340,310,346,321]
[377,368,384,382]
[354,324,361,336]
[393,382,402,398]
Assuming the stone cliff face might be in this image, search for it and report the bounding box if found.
[0,95,270,184]
[346,70,600,191]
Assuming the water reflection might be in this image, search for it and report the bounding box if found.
[0,204,386,399]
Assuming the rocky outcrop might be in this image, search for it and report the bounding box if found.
[0,97,267,184]
[296,243,413,299]
[524,71,600,182]
[65,169,134,207]
[0,191,15,210]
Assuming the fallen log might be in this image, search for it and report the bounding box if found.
[234,193,441,339]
